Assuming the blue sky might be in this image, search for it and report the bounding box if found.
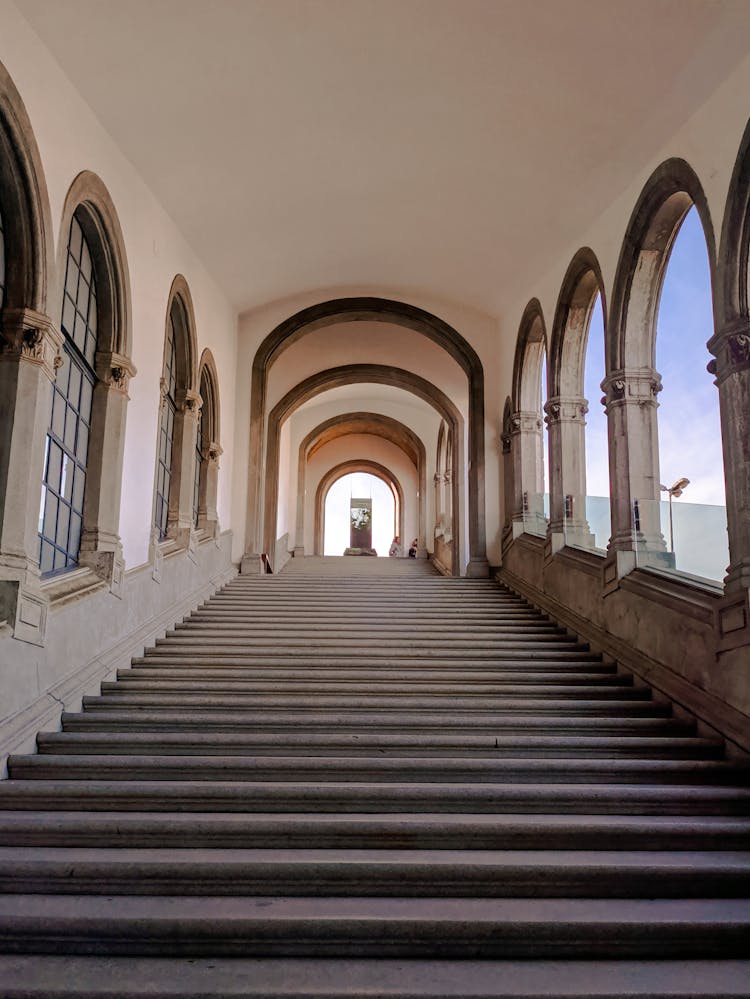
[582,206,725,507]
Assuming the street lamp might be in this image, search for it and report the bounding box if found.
[659,477,690,554]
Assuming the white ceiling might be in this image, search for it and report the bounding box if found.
[16,0,750,316]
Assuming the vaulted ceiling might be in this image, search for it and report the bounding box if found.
[17,0,750,316]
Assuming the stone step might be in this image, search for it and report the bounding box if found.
[152,636,591,651]
[79,697,666,719]
[124,663,621,680]
[10,754,745,786]
[107,675,636,694]
[0,780,747,815]
[80,693,662,714]
[99,680,642,699]
[135,651,605,666]
[60,709,691,734]
[1,894,749,958]
[2,956,749,998]
[2,811,748,850]
[170,623,566,637]
[1,847,749,898]
[35,731,724,759]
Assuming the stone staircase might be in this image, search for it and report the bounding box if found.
[0,554,749,997]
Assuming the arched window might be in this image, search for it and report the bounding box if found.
[607,159,721,582]
[511,302,548,537]
[155,306,178,540]
[194,350,221,537]
[0,200,5,309]
[153,277,198,551]
[38,212,97,574]
[654,206,726,582]
[548,250,608,551]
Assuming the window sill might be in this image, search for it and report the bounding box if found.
[40,566,107,609]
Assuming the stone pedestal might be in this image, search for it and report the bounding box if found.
[0,309,61,644]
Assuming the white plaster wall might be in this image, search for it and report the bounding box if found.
[305,434,419,555]
[0,1,239,569]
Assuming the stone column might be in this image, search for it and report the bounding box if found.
[433,471,443,539]
[544,395,594,550]
[708,321,750,655]
[602,367,669,578]
[0,308,62,644]
[442,469,453,543]
[509,410,545,536]
[169,388,202,552]
[200,441,222,540]
[78,351,136,597]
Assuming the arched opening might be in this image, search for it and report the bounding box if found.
[39,172,134,588]
[245,297,487,576]
[294,411,425,558]
[607,159,721,580]
[511,300,548,537]
[548,248,608,551]
[195,349,222,538]
[653,206,726,581]
[714,118,750,597]
[319,465,401,557]
[263,364,461,575]
[153,276,198,550]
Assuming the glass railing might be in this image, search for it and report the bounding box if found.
[632,497,728,587]
[521,491,549,538]
[563,494,611,555]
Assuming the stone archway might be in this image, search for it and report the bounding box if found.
[245,297,487,576]
[260,363,461,575]
[293,411,427,558]
[314,459,404,556]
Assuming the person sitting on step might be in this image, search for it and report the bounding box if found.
[388,535,402,557]
[408,538,418,558]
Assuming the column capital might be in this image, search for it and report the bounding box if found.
[600,367,662,410]
[543,395,588,427]
[180,389,203,416]
[509,409,543,434]
[207,441,223,463]
[95,350,137,394]
[0,308,62,380]
[707,319,750,384]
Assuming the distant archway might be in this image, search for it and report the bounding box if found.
[263,363,461,574]
[295,411,427,556]
[245,297,487,575]
[315,460,403,555]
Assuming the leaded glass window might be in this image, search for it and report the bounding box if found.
[38,214,97,575]
[193,401,203,526]
[155,312,178,539]
[0,201,6,309]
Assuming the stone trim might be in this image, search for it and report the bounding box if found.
[0,59,55,315]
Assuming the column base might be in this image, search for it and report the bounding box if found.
[0,577,47,646]
[240,553,266,575]
[465,557,490,578]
